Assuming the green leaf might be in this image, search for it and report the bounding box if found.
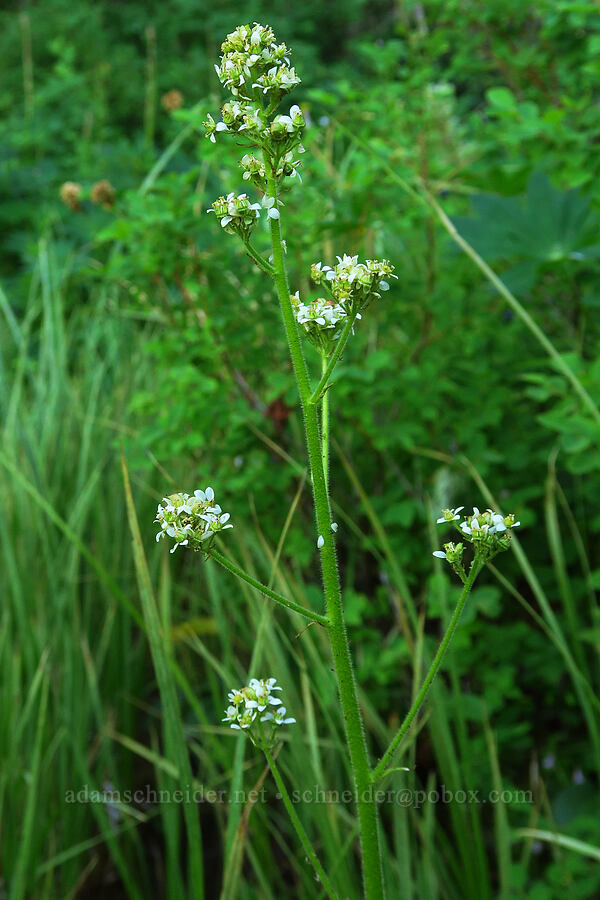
[486,87,517,110]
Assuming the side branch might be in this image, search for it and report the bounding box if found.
[309,312,357,405]
[371,561,482,783]
[209,548,328,625]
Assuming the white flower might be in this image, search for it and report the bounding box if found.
[231,709,256,730]
[222,705,238,723]
[436,506,464,524]
[227,688,243,706]
[270,706,296,725]
[261,195,281,219]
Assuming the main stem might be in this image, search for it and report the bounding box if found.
[321,353,330,484]
[371,561,482,783]
[264,155,385,899]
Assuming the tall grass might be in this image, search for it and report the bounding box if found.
[1,236,598,898]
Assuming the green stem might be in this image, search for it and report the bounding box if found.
[264,153,385,900]
[310,312,357,404]
[209,549,328,625]
[263,744,340,900]
[321,352,330,484]
[371,560,482,783]
[243,239,275,275]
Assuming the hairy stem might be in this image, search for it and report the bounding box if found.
[263,744,340,900]
[209,549,328,625]
[264,153,385,899]
[321,352,330,484]
[243,239,275,275]
[371,561,482,783]
[310,312,357,404]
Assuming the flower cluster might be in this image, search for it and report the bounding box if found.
[311,255,397,310]
[205,101,264,143]
[207,192,261,240]
[433,505,520,569]
[222,677,296,747]
[155,488,232,554]
[203,23,305,189]
[291,291,358,352]
[240,149,304,190]
[458,507,520,542]
[215,23,298,103]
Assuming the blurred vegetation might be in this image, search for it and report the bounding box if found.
[1,1,599,898]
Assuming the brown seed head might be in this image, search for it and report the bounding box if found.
[161,89,184,112]
[90,179,116,208]
[59,181,82,211]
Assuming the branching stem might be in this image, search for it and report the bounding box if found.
[309,312,357,404]
[371,560,482,783]
[209,549,328,625]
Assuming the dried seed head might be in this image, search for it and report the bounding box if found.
[161,89,184,112]
[90,180,116,208]
[59,181,82,211]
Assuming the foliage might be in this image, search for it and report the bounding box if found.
[1,1,600,897]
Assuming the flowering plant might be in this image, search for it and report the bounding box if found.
[151,22,521,900]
